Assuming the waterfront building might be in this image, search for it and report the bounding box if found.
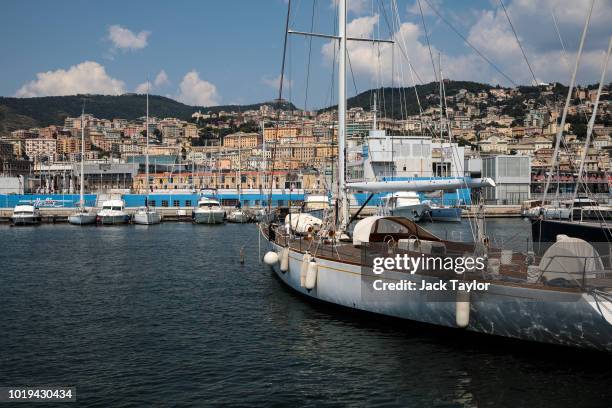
[481,155,531,204]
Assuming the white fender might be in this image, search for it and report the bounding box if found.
[300,252,311,287]
[305,261,318,290]
[456,289,470,328]
[280,247,289,272]
[263,251,279,266]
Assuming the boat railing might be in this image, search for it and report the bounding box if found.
[536,253,612,289]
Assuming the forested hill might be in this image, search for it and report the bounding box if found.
[321,81,496,117]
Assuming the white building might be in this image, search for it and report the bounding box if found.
[481,155,531,204]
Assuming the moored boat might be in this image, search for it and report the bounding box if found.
[193,197,225,224]
[380,191,430,222]
[96,199,130,225]
[133,206,161,225]
[11,204,41,225]
[262,216,612,352]
[68,209,97,225]
[68,104,97,226]
[427,205,462,222]
[227,208,250,223]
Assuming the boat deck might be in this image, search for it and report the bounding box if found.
[265,224,612,293]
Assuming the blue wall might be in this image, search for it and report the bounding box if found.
[0,194,97,209]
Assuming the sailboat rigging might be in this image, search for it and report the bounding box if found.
[133,83,162,225]
[68,103,97,225]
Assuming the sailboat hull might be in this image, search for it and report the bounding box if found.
[133,211,161,225]
[68,213,97,225]
[389,204,429,222]
[264,235,612,351]
[227,212,250,223]
[428,207,462,222]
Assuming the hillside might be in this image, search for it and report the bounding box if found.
[321,81,496,118]
[0,94,294,135]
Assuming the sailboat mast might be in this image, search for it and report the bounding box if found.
[572,36,612,202]
[438,52,443,176]
[542,0,593,204]
[145,83,150,195]
[338,0,349,230]
[80,105,85,208]
[237,132,242,203]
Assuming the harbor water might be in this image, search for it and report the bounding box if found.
[1,220,611,406]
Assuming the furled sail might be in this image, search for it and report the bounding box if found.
[346,178,495,193]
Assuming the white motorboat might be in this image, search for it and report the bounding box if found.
[69,106,97,226]
[133,206,161,225]
[380,191,430,221]
[97,199,129,225]
[193,197,225,224]
[11,204,41,225]
[227,209,250,223]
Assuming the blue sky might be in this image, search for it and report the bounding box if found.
[1,0,610,108]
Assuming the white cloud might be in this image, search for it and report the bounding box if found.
[321,0,612,89]
[134,81,151,94]
[331,0,369,15]
[134,70,170,94]
[406,0,440,17]
[15,61,125,97]
[177,70,220,106]
[322,14,440,86]
[261,74,293,90]
[462,0,612,85]
[154,70,169,87]
[108,25,150,50]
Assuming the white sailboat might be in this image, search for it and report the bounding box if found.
[68,105,97,225]
[260,0,612,352]
[227,131,249,223]
[133,83,161,225]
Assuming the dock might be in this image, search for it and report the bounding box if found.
[0,204,522,223]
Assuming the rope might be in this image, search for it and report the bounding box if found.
[417,0,438,83]
[498,0,538,85]
[421,0,517,86]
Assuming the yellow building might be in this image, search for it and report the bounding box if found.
[263,127,299,142]
[223,132,262,148]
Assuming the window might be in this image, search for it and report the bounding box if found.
[185,200,192,207]
[173,200,180,207]
[149,200,156,207]
[162,200,169,207]
[243,200,250,207]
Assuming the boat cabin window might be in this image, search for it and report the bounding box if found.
[149,200,156,207]
[185,200,192,207]
[162,200,169,207]
[14,211,32,215]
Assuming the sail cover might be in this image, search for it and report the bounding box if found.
[346,178,495,193]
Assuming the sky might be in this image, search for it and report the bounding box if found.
[1,0,611,109]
